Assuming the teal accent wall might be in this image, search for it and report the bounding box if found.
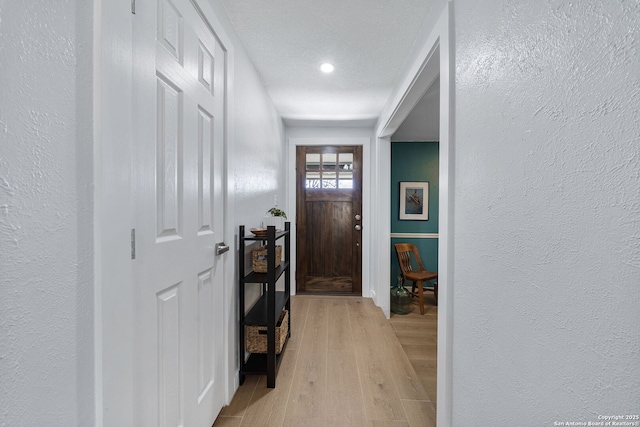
[390,142,439,285]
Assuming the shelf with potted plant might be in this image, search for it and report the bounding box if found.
[238,221,291,388]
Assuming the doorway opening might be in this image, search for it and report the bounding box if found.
[374,3,453,425]
[388,82,440,404]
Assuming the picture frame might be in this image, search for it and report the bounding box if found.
[399,181,429,220]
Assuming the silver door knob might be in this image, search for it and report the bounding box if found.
[215,242,230,255]
[354,225,361,231]
[354,214,361,220]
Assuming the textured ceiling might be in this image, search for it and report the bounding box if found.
[220,0,436,121]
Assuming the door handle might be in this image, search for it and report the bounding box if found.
[354,225,362,231]
[216,242,230,255]
[354,214,361,220]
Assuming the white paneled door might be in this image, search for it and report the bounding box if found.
[132,0,226,426]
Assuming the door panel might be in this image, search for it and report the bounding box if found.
[196,268,214,402]
[157,283,182,427]
[133,1,226,426]
[156,75,183,240]
[296,146,363,293]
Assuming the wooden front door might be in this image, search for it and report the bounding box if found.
[296,146,363,294]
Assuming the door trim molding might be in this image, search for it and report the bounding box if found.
[373,1,453,426]
[95,0,135,425]
[287,136,371,298]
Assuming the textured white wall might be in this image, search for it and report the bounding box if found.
[211,0,287,235]
[208,0,287,382]
[232,40,287,314]
[232,48,286,231]
[0,0,94,426]
[454,0,640,423]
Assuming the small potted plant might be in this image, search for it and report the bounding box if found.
[267,207,287,219]
[264,207,287,230]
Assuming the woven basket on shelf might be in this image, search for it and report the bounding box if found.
[245,309,289,354]
[252,245,282,273]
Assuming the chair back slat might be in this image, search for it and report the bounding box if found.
[398,251,413,272]
[394,243,426,273]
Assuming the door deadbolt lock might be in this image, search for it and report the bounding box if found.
[355,214,361,220]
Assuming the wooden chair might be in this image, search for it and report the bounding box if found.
[394,243,438,315]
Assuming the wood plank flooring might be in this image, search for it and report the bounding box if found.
[389,293,438,406]
[214,295,437,427]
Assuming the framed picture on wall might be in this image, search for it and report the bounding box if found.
[399,181,429,220]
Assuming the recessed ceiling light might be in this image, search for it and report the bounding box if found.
[320,63,335,73]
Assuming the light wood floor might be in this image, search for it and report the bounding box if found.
[213,294,437,427]
[389,292,438,407]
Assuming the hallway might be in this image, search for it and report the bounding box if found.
[214,295,436,426]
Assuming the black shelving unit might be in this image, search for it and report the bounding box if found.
[238,222,291,388]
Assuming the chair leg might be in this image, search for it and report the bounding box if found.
[434,281,438,305]
[417,280,425,315]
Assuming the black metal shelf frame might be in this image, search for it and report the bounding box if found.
[238,222,291,388]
